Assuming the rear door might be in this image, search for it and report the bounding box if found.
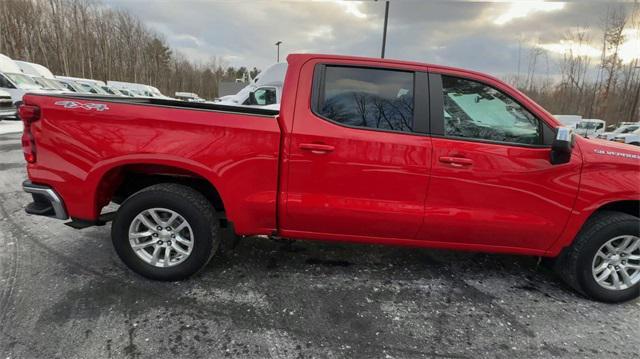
[417,72,581,251]
[282,62,432,240]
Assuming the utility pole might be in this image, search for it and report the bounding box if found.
[275,41,283,62]
[630,65,640,122]
[381,1,389,58]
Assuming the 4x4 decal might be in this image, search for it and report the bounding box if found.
[54,100,109,112]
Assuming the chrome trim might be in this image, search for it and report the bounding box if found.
[23,181,69,220]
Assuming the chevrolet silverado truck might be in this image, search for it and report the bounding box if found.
[19,54,640,302]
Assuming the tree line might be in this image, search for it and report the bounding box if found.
[1,0,638,123]
[506,4,640,125]
[0,0,256,99]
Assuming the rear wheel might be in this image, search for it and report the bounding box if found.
[112,183,220,280]
[555,211,640,302]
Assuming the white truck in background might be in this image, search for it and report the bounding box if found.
[0,53,52,104]
[575,119,606,138]
[107,81,172,99]
[15,61,71,93]
[553,115,581,128]
[216,62,286,108]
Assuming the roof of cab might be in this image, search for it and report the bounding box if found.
[285,53,502,83]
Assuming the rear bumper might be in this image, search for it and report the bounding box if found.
[23,180,69,220]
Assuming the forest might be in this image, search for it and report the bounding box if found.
[0,0,638,124]
[0,0,256,99]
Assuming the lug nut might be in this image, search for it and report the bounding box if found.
[157,226,162,230]
[615,266,620,270]
[171,234,176,238]
[153,233,159,237]
[166,227,172,231]
[622,261,627,265]
[167,241,172,246]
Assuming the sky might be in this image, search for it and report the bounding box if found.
[102,0,640,78]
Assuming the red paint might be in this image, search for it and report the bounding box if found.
[21,54,640,257]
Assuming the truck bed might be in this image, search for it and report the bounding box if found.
[21,92,282,234]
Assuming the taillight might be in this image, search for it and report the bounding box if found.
[19,104,40,163]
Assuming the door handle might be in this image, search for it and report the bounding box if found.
[439,156,473,167]
[299,143,335,153]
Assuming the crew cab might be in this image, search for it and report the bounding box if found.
[19,54,640,302]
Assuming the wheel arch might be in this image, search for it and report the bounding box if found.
[548,198,640,256]
[87,157,227,220]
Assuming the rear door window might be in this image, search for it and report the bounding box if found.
[315,66,415,133]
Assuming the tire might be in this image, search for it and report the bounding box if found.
[554,211,640,303]
[629,142,640,146]
[112,183,220,281]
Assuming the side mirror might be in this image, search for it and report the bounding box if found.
[550,127,574,165]
[248,91,257,105]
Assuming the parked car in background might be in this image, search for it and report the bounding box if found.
[598,123,640,141]
[554,115,581,128]
[18,53,640,303]
[216,62,286,107]
[175,92,205,102]
[15,60,71,93]
[0,89,16,120]
[612,128,640,146]
[55,78,90,93]
[575,119,606,138]
[107,81,171,99]
[56,76,112,95]
[0,53,50,103]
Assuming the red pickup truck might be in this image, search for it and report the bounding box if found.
[19,54,640,302]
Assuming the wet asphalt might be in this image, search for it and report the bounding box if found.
[0,131,638,359]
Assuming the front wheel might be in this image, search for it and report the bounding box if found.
[555,211,640,302]
[112,183,220,281]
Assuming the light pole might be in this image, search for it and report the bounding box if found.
[630,65,640,122]
[381,0,389,58]
[275,41,283,62]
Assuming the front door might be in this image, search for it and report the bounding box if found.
[419,73,581,251]
[282,64,432,239]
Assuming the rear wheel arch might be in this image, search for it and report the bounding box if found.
[92,162,227,219]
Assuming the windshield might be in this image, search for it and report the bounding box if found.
[57,80,83,92]
[101,86,123,95]
[576,122,603,130]
[4,72,43,90]
[36,77,67,91]
[79,83,108,95]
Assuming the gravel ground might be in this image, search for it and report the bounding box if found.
[0,131,638,359]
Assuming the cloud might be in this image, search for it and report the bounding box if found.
[101,0,637,77]
[493,1,566,26]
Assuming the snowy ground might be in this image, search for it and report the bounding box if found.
[0,132,638,359]
[0,119,22,135]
